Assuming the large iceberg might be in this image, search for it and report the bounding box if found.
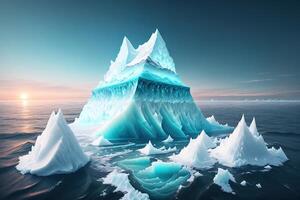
[170,130,216,169]
[72,29,232,141]
[211,115,288,167]
[16,110,89,176]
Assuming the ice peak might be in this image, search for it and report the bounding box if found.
[249,117,259,136]
[126,29,176,72]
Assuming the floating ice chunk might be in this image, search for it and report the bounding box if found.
[162,135,174,143]
[91,136,113,146]
[264,165,272,169]
[211,115,288,167]
[102,170,149,200]
[207,115,228,127]
[249,117,259,136]
[139,141,176,155]
[170,131,216,169]
[213,168,236,193]
[16,110,89,176]
[240,180,247,186]
[256,183,262,188]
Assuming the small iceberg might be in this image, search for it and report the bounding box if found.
[162,135,174,143]
[240,180,247,186]
[256,183,262,188]
[91,136,113,146]
[102,170,149,200]
[211,115,288,167]
[139,141,176,155]
[207,115,228,127]
[213,168,236,193]
[170,131,216,169]
[16,110,89,176]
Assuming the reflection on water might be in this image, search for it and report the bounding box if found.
[0,100,85,134]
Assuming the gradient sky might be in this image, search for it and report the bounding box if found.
[1,0,300,100]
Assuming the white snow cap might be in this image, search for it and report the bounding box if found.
[16,109,89,176]
[127,29,175,72]
[213,168,236,193]
[139,141,176,155]
[103,29,176,84]
[170,130,216,169]
[211,115,288,167]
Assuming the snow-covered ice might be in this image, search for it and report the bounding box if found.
[91,136,113,146]
[249,117,259,136]
[240,180,247,186]
[139,141,176,155]
[213,168,236,193]
[170,130,216,169]
[16,110,89,176]
[102,170,149,200]
[162,135,174,143]
[211,115,288,167]
[72,29,232,141]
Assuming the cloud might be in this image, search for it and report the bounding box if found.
[241,79,273,83]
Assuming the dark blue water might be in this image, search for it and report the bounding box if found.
[0,100,300,200]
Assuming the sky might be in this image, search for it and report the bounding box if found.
[1,0,300,101]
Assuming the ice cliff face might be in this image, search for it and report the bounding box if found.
[74,30,232,141]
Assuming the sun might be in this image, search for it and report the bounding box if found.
[20,92,29,100]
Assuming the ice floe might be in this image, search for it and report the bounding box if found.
[213,168,236,193]
[139,141,176,155]
[91,136,113,146]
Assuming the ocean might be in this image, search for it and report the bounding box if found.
[0,100,300,200]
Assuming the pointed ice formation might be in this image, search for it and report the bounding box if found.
[170,131,216,169]
[213,168,236,193]
[127,29,175,72]
[206,115,228,127]
[73,30,233,141]
[91,136,113,146]
[249,117,259,136]
[139,141,176,155]
[162,135,174,143]
[16,110,89,176]
[211,115,288,167]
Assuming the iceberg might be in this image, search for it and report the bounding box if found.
[139,141,176,155]
[170,130,216,169]
[206,115,228,127]
[211,115,288,167]
[72,29,232,141]
[16,110,89,176]
[102,170,149,200]
[256,183,262,188]
[213,168,236,193]
[162,135,174,143]
[91,136,113,146]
